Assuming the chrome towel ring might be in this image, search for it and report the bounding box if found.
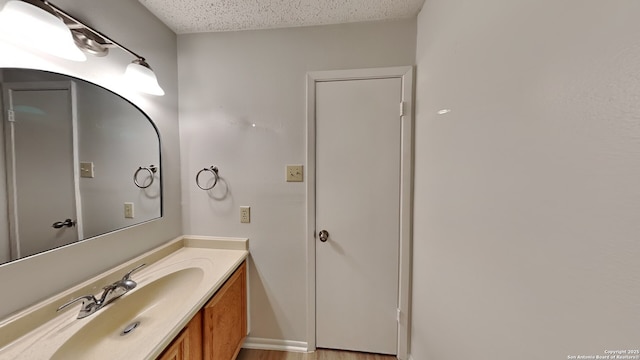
[196,166,219,190]
[134,165,157,189]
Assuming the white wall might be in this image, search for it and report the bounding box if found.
[0,0,181,319]
[178,19,416,343]
[412,1,640,359]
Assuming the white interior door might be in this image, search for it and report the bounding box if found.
[3,83,79,259]
[315,77,402,355]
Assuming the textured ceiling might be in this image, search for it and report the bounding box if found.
[138,0,425,34]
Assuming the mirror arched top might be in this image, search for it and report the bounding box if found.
[0,68,162,266]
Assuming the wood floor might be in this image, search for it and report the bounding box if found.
[237,349,396,360]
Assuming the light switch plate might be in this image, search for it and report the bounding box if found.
[286,165,303,182]
[240,206,250,223]
[80,162,94,178]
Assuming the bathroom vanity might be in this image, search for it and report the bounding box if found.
[0,236,248,360]
[159,260,247,360]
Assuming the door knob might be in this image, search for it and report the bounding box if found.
[318,230,329,242]
[52,218,75,229]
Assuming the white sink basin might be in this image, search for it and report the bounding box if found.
[51,267,204,360]
[0,238,248,360]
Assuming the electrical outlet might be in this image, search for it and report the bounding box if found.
[124,202,134,219]
[240,206,250,223]
[80,162,94,178]
[286,165,303,182]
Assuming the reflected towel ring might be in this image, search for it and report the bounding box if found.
[196,166,219,190]
[134,165,157,189]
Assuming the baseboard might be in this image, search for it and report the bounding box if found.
[243,337,309,353]
[408,355,415,360]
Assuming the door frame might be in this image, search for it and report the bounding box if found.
[2,81,83,259]
[305,66,413,359]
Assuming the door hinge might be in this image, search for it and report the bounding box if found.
[397,308,401,323]
[7,109,15,122]
[399,101,405,117]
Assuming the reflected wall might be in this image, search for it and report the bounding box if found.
[0,68,161,264]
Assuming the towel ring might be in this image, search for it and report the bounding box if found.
[196,166,219,190]
[134,165,157,189]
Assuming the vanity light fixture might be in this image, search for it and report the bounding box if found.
[0,0,165,96]
[124,59,165,96]
[0,0,86,61]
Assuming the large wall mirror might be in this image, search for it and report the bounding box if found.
[0,68,162,265]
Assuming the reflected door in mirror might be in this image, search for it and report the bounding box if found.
[4,83,80,259]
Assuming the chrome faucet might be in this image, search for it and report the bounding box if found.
[57,263,145,319]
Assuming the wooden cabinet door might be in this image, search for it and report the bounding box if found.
[158,311,203,360]
[203,261,247,360]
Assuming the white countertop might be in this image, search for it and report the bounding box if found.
[0,235,249,360]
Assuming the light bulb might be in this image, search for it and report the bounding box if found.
[124,59,165,96]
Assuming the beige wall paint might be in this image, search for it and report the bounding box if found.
[0,0,181,319]
[178,19,416,343]
[412,1,640,359]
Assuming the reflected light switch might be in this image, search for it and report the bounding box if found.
[80,162,94,178]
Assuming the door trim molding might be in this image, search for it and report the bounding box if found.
[305,66,414,359]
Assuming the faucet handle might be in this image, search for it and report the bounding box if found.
[122,263,145,281]
[57,295,99,318]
